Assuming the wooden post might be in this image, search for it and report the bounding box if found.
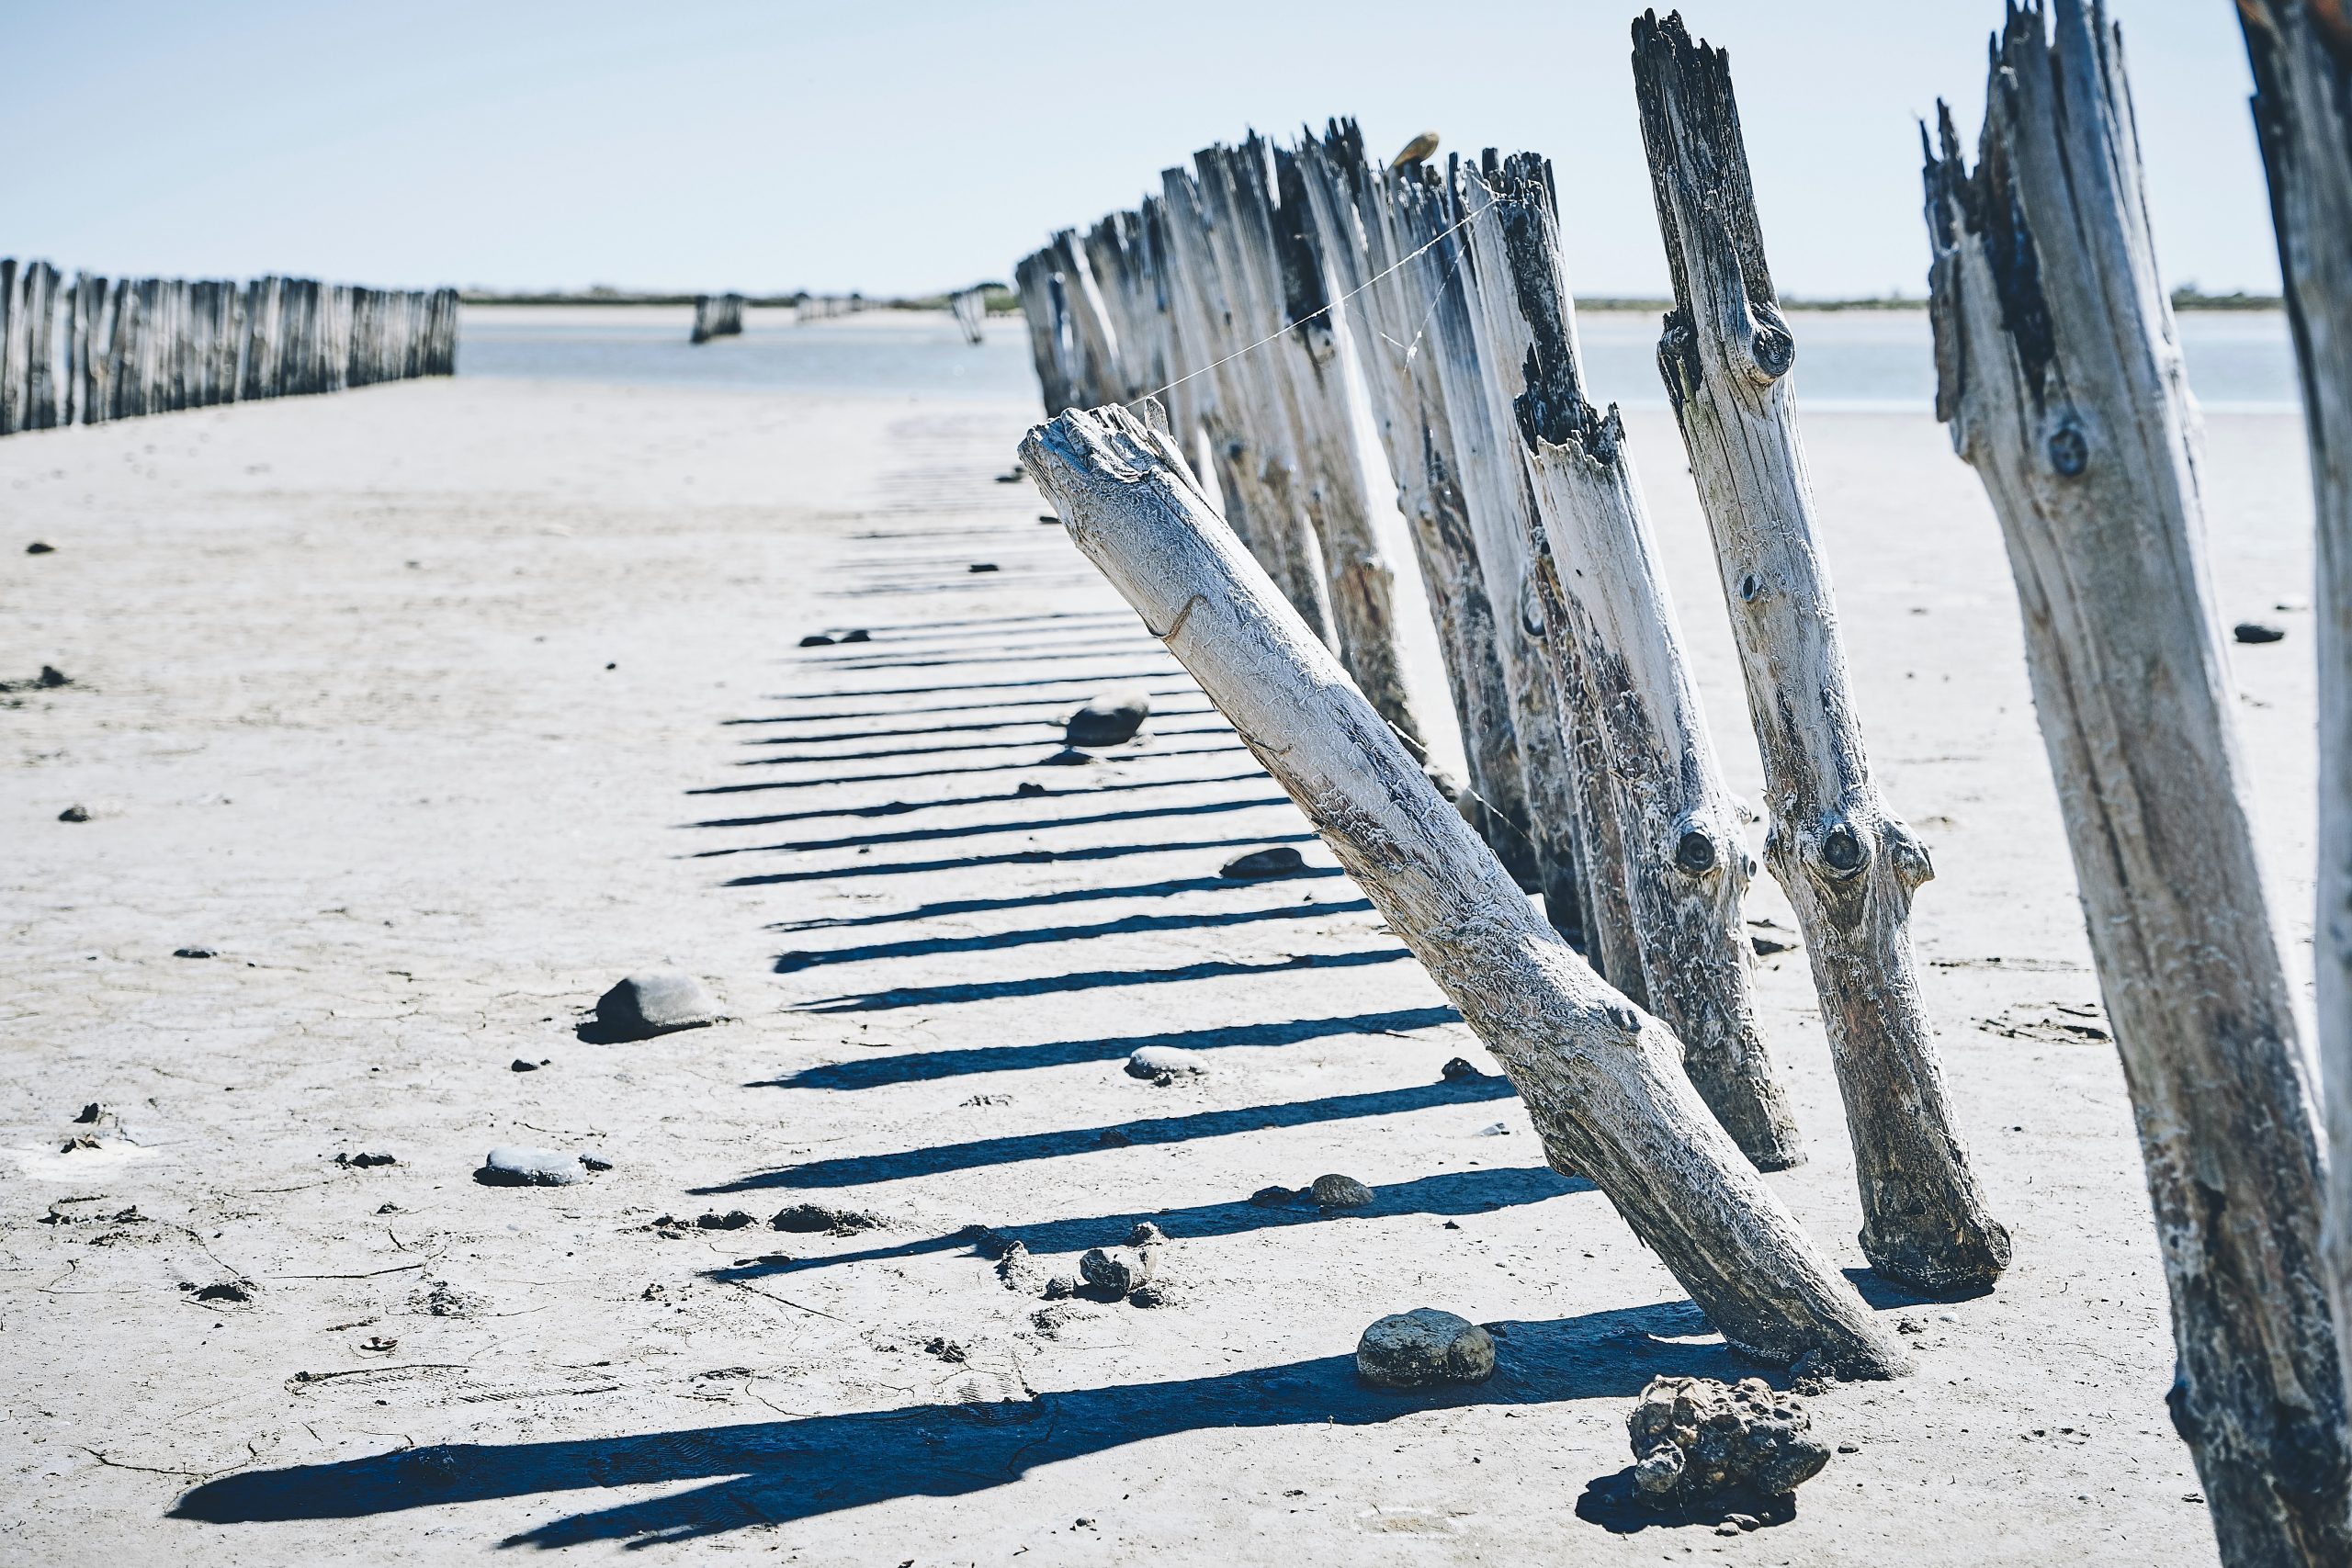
[1388,162,1593,949]
[1461,151,1803,1171]
[2237,0,2352,1449]
[1023,401,1905,1376]
[1297,122,1544,893]
[1047,229,1123,406]
[1925,3,2349,1558]
[1012,251,1077,413]
[949,286,989,346]
[1634,11,2009,1292]
[0,259,20,438]
[1167,161,1340,645]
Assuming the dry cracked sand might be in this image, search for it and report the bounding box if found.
[0,367,2324,1563]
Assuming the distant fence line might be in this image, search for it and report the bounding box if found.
[690,292,745,344]
[948,287,988,345]
[0,260,458,437]
[793,294,867,322]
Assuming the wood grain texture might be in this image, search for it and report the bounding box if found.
[1022,400,1906,1379]
[1634,9,2009,1292]
[1926,4,2348,1561]
[2239,0,2352,1452]
[1460,150,1802,1171]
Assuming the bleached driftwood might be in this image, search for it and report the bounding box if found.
[1297,122,1541,890]
[690,292,745,345]
[2238,0,2352,1440]
[1023,402,1905,1378]
[1012,252,1075,414]
[1391,164,1591,946]
[1047,230,1123,409]
[1461,152,1801,1171]
[1634,12,2009,1292]
[1925,4,2349,1559]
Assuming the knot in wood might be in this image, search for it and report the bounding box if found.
[1673,826,1719,875]
[1747,321,1794,383]
[1819,824,1867,878]
[1737,572,1762,604]
[2045,424,2088,478]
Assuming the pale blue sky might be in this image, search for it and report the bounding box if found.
[3,1,2273,299]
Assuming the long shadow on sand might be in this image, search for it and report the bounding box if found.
[731,725,1232,767]
[689,769,1266,830]
[770,899,1372,974]
[170,1301,1747,1548]
[708,1165,1588,1280]
[769,868,1351,933]
[721,831,1313,887]
[788,946,1412,1013]
[695,1076,1517,1193]
[765,1005,1460,1089]
[695,795,1292,858]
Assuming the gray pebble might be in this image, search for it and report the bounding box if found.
[1064,688,1149,749]
[1220,846,1306,880]
[477,1145,589,1187]
[2234,621,2287,645]
[1079,1245,1157,1295]
[594,969,718,1039]
[1356,1308,1496,1388]
[1125,1045,1207,1081]
[57,804,89,823]
[1311,1173,1374,1210]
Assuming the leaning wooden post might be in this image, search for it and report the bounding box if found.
[1462,152,1802,1171]
[1633,11,2009,1293]
[1391,164,1592,947]
[2237,0,2352,1440]
[1299,122,1544,893]
[1923,4,2349,1558]
[1023,401,1905,1377]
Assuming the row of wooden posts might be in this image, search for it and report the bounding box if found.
[0,263,457,437]
[1016,5,2352,1563]
[689,292,745,344]
[948,287,989,346]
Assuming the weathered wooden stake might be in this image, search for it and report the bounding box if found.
[2237,0,2352,1452]
[948,286,989,346]
[1462,151,1802,1170]
[1390,164,1591,946]
[1297,122,1543,892]
[1925,3,2348,1559]
[1634,10,2008,1292]
[1023,401,1905,1377]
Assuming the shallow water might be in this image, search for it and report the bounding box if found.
[458,304,2301,415]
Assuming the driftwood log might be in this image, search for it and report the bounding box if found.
[1461,152,1801,1171]
[1022,401,1905,1378]
[1296,122,1542,890]
[1633,11,2009,1292]
[1926,4,2350,1562]
[2237,0,2352,1439]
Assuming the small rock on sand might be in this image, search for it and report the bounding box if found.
[2233,621,2287,645]
[27,541,55,554]
[1356,1308,1496,1388]
[1250,1185,1302,1207]
[1220,846,1306,880]
[594,970,718,1040]
[39,665,71,688]
[1064,688,1149,749]
[968,561,1000,573]
[798,633,835,647]
[1629,1375,1830,1502]
[840,628,871,643]
[771,1202,883,1235]
[1311,1173,1374,1210]
[1080,1245,1157,1295]
[476,1146,592,1187]
[173,946,217,959]
[57,805,89,823]
[1440,1057,1487,1082]
[1125,1045,1207,1081]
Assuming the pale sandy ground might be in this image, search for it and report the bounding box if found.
[0,371,2322,1565]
